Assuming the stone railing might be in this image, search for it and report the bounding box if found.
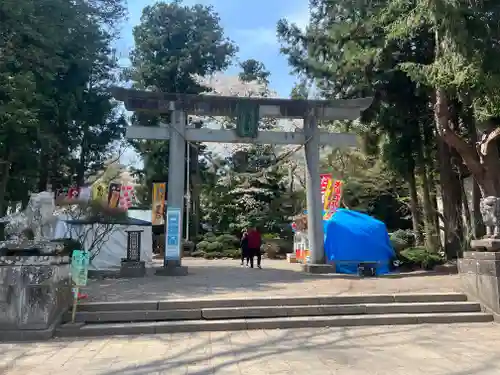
[0,255,72,341]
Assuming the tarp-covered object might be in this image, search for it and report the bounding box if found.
[324,209,395,275]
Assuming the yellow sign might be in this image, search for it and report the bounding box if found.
[152,183,166,225]
[92,181,108,202]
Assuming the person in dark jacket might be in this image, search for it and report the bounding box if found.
[240,230,249,266]
[247,226,262,269]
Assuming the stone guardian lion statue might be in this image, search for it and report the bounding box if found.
[480,196,500,238]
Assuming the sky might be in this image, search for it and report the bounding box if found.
[114,0,310,97]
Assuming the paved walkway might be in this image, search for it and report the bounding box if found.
[82,259,461,302]
[2,323,500,374]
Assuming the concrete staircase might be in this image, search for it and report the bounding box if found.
[56,293,493,337]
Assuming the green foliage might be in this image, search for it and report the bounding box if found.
[203,232,217,242]
[205,241,224,253]
[399,247,444,270]
[195,240,211,252]
[126,1,237,206]
[390,230,416,252]
[262,233,280,240]
[0,0,126,213]
[215,234,239,249]
[201,144,297,234]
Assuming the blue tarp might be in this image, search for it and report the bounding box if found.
[323,209,395,275]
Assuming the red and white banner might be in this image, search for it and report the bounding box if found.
[119,185,136,209]
[320,173,343,219]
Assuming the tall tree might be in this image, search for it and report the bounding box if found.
[126,1,237,237]
[0,0,127,219]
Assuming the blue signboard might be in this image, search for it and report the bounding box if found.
[71,250,90,286]
[165,207,181,261]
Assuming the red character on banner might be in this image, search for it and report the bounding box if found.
[320,175,330,191]
[67,186,80,200]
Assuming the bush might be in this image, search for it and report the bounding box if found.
[262,233,280,240]
[205,241,224,253]
[191,250,205,258]
[262,242,280,259]
[223,249,241,259]
[196,240,211,252]
[399,247,444,270]
[203,249,241,259]
[203,232,217,242]
[390,229,415,252]
[216,234,239,248]
[204,251,224,259]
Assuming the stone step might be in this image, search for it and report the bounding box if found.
[76,293,469,312]
[56,312,493,337]
[64,301,482,323]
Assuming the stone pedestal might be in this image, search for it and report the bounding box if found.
[458,251,500,315]
[155,262,188,276]
[120,260,146,278]
[301,263,336,274]
[0,255,72,341]
[470,238,500,252]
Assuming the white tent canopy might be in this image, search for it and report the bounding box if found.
[53,215,153,270]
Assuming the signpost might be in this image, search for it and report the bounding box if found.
[165,207,182,261]
[70,250,89,323]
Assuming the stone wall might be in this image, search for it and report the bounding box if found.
[0,255,72,340]
[458,251,500,316]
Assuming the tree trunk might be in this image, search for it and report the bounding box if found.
[407,164,423,245]
[419,164,441,251]
[461,176,472,243]
[0,159,12,241]
[437,138,464,259]
[472,181,485,238]
[434,87,463,258]
[460,94,486,237]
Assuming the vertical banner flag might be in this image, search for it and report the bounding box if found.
[320,174,333,205]
[152,183,166,225]
[119,185,135,209]
[107,182,122,208]
[320,174,344,219]
[92,181,108,202]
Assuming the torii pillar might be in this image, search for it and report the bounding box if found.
[112,88,372,275]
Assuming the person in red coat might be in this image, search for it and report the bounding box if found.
[246,226,262,269]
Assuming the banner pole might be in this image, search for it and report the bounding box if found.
[71,287,79,323]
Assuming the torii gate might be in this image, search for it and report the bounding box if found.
[112,88,372,275]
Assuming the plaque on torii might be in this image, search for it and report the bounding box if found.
[111,87,372,274]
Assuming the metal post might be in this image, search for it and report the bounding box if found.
[185,142,190,241]
[164,110,186,268]
[304,113,325,265]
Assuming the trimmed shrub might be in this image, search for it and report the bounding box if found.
[399,247,444,270]
[390,229,415,252]
[216,234,240,248]
[203,251,224,259]
[191,250,205,258]
[196,240,211,252]
[203,232,217,242]
[206,241,224,253]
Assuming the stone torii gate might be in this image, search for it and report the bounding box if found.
[112,88,372,275]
